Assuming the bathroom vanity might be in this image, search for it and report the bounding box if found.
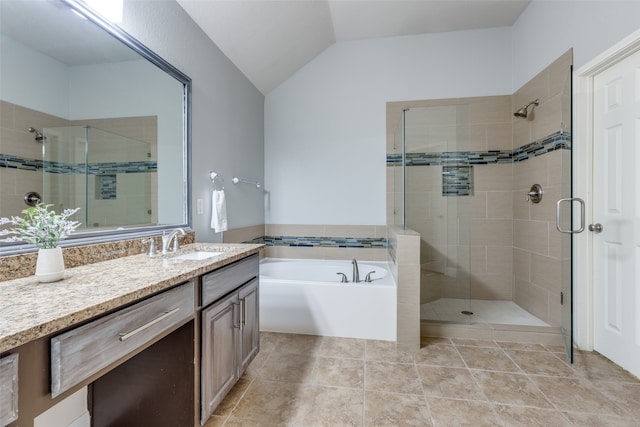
[0,243,262,427]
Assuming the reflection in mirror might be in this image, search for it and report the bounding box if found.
[0,0,191,253]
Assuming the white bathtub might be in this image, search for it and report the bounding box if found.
[260,258,397,340]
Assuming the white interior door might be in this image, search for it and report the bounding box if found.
[592,48,640,378]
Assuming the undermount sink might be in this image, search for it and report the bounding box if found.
[172,251,224,261]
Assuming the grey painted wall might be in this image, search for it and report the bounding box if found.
[119,0,265,242]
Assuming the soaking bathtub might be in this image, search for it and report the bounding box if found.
[259,258,397,340]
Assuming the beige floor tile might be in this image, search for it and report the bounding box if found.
[273,333,323,355]
[497,341,548,352]
[319,336,366,359]
[417,365,486,400]
[544,344,567,353]
[259,331,281,353]
[531,376,628,416]
[420,336,452,346]
[427,397,498,426]
[231,379,303,424]
[493,405,572,426]
[213,377,253,416]
[310,356,364,389]
[365,340,414,363]
[365,361,422,395]
[256,352,316,383]
[413,343,466,367]
[292,385,364,426]
[472,370,553,408]
[451,338,499,348]
[456,346,520,372]
[241,350,270,380]
[206,333,640,427]
[595,381,640,420]
[202,415,226,427]
[364,391,431,427]
[562,411,639,427]
[506,349,575,377]
[572,351,639,383]
[223,418,289,427]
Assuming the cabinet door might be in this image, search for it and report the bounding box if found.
[238,279,259,377]
[201,293,238,424]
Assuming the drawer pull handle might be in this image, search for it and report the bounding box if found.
[118,307,181,341]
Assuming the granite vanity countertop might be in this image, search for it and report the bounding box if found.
[0,243,263,353]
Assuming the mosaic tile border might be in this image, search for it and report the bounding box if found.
[386,131,571,166]
[248,236,388,248]
[442,166,472,197]
[0,154,157,174]
[97,174,117,200]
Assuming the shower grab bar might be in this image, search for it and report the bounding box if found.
[556,197,585,234]
[232,176,261,189]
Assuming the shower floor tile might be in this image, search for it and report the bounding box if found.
[420,298,550,326]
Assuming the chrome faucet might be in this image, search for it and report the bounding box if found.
[352,259,360,283]
[161,228,186,253]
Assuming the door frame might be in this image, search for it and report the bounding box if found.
[573,28,640,351]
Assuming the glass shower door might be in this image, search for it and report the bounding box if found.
[558,68,575,363]
[403,106,472,324]
[42,126,154,230]
[42,126,87,227]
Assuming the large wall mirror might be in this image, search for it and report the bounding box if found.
[0,0,191,254]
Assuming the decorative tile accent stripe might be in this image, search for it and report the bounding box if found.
[248,236,388,248]
[386,131,571,166]
[442,166,472,196]
[0,154,157,174]
[97,174,117,200]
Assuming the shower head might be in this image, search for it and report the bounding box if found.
[28,127,45,142]
[514,99,539,119]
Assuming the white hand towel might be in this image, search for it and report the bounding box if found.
[211,189,228,232]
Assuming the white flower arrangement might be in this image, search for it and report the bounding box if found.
[0,204,81,249]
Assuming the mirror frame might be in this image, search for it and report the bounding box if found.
[1,0,192,255]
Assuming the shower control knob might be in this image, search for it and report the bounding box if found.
[23,191,41,207]
[588,223,603,233]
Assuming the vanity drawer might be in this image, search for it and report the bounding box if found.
[0,353,19,425]
[51,281,194,398]
[202,254,258,307]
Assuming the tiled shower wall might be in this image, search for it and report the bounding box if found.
[0,101,67,217]
[0,100,157,226]
[512,50,572,325]
[386,49,573,327]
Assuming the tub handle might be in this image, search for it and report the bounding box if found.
[336,272,348,283]
[364,271,376,282]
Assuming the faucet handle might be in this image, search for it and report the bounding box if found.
[172,236,181,251]
[364,271,376,282]
[142,238,157,256]
[336,273,349,283]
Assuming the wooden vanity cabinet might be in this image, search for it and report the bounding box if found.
[238,279,259,376]
[200,255,259,424]
[0,353,19,425]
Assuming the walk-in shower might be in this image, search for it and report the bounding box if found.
[41,125,156,228]
[387,51,574,356]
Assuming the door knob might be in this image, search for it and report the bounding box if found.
[588,223,603,233]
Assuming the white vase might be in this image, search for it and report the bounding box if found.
[35,247,65,283]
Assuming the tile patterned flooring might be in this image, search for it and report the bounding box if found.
[205,332,640,426]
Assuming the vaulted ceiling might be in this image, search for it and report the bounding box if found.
[177,0,530,95]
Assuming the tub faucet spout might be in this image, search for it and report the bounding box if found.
[352,259,360,283]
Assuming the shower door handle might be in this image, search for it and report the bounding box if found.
[556,198,585,234]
